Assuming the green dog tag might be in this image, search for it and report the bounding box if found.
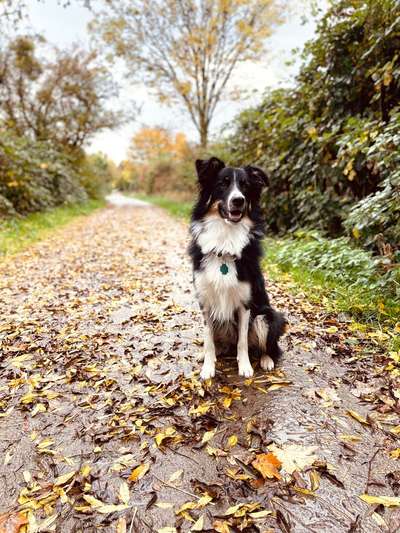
[220,263,229,275]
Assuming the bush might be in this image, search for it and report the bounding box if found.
[270,230,399,296]
[0,128,113,216]
[224,0,400,255]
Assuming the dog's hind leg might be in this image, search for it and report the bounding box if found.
[200,315,217,380]
[251,315,275,371]
[237,306,253,378]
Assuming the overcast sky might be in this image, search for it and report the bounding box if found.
[24,1,324,163]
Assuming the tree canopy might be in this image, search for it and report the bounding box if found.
[91,0,284,148]
[0,36,120,148]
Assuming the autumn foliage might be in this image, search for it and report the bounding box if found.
[120,127,195,195]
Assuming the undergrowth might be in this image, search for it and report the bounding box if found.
[0,199,104,258]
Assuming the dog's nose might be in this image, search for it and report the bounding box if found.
[231,196,245,208]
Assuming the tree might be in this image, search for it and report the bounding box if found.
[0,36,121,149]
[129,127,173,164]
[92,0,284,148]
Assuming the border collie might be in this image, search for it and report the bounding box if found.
[189,157,287,380]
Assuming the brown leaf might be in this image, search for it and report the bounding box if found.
[0,512,28,533]
[252,452,282,480]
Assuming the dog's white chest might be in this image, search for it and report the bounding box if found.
[194,255,250,323]
[191,215,252,258]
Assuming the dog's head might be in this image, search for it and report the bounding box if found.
[195,157,268,223]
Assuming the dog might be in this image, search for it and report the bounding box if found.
[188,157,287,380]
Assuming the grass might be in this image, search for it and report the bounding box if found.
[263,235,399,326]
[133,193,193,220]
[132,194,399,343]
[0,199,105,258]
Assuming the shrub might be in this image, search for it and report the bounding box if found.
[0,128,113,216]
[224,0,400,255]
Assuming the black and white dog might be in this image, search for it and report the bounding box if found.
[189,157,287,380]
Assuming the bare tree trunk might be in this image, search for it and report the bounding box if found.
[199,116,208,149]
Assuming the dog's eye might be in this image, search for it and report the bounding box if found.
[239,178,247,188]
[223,176,230,185]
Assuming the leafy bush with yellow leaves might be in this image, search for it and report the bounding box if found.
[0,128,112,216]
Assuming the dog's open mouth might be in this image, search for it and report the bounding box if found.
[227,209,243,222]
[218,203,245,223]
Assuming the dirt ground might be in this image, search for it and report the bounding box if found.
[0,201,399,533]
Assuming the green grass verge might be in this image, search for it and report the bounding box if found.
[0,199,105,258]
[135,194,399,343]
[133,194,193,220]
[263,235,399,330]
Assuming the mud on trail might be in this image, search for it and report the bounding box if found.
[0,202,399,533]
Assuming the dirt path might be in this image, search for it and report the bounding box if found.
[0,202,399,533]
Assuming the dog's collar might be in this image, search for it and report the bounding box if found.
[210,250,238,261]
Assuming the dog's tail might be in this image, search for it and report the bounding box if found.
[264,307,287,360]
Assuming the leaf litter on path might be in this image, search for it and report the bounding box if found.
[0,204,399,532]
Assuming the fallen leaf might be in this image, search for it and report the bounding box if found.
[116,517,127,533]
[227,435,238,448]
[0,511,28,533]
[360,494,400,507]
[119,481,130,504]
[54,471,75,486]
[347,410,369,426]
[269,443,318,474]
[191,515,204,531]
[129,463,150,482]
[252,452,282,480]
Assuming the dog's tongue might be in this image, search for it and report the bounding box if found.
[229,210,242,222]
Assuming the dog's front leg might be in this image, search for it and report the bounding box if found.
[237,306,253,378]
[200,316,216,380]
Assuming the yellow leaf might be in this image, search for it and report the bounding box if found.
[191,515,204,531]
[227,435,238,447]
[128,463,150,482]
[37,438,54,449]
[347,410,369,426]
[54,471,75,486]
[155,426,176,447]
[119,481,130,504]
[309,470,320,491]
[157,528,177,533]
[352,227,360,240]
[116,517,127,533]
[80,464,91,477]
[389,449,400,459]
[83,494,104,508]
[155,502,173,509]
[31,404,47,417]
[249,509,272,518]
[269,443,318,474]
[222,396,232,409]
[325,326,338,333]
[168,469,183,483]
[201,429,216,445]
[96,504,129,514]
[213,521,231,533]
[360,494,400,507]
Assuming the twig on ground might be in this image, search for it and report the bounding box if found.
[365,447,380,493]
[152,473,199,499]
[128,507,137,533]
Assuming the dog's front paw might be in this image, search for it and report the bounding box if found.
[238,359,254,378]
[200,362,215,380]
[260,354,275,371]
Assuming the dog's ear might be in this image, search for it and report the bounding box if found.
[245,165,269,188]
[195,157,225,187]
